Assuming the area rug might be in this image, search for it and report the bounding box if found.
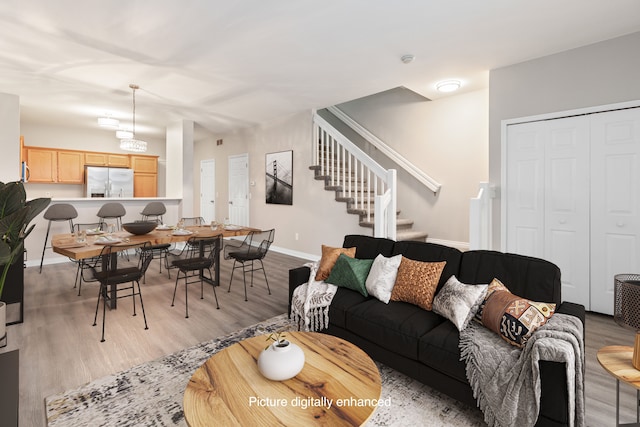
[45,314,486,426]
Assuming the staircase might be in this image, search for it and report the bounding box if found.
[311,112,429,242]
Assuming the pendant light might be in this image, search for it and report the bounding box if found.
[119,84,148,153]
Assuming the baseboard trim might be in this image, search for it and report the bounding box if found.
[269,245,318,262]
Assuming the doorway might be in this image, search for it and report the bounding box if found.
[228,153,249,226]
[200,159,216,223]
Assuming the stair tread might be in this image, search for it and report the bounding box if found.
[395,230,429,242]
[359,218,413,228]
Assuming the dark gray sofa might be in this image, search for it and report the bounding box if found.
[288,235,585,427]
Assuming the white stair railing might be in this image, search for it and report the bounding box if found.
[469,182,493,250]
[313,113,397,239]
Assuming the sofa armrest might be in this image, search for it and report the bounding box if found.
[288,266,311,316]
[556,301,585,324]
[537,301,585,426]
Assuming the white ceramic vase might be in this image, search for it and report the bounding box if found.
[257,340,305,381]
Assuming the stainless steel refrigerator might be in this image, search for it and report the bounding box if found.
[85,166,134,198]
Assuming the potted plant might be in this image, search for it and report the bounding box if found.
[0,181,50,342]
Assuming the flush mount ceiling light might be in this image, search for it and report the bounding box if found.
[98,116,119,128]
[436,80,461,93]
[119,84,147,153]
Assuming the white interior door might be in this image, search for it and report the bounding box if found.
[544,116,590,309]
[228,154,249,226]
[200,159,216,223]
[590,108,640,315]
[506,116,590,309]
[506,122,545,258]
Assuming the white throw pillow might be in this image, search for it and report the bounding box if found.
[365,254,402,303]
[432,275,487,331]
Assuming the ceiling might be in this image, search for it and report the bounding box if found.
[1,1,639,141]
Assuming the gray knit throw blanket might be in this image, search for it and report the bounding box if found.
[459,313,585,427]
[291,262,337,332]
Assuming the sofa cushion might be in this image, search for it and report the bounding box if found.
[475,279,556,348]
[365,253,402,304]
[418,321,467,383]
[315,245,356,281]
[392,241,463,291]
[343,234,395,259]
[327,287,370,329]
[325,254,373,297]
[390,258,446,311]
[459,250,561,305]
[345,298,446,360]
[432,275,488,331]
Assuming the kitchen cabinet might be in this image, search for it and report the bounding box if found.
[131,155,158,197]
[107,154,130,167]
[24,147,56,183]
[134,173,157,197]
[57,151,84,183]
[24,147,83,183]
[85,153,130,167]
[130,155,157,173]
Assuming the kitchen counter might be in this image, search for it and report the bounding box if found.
[25,197,183,268]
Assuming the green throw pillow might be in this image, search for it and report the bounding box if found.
[325,254,373,297]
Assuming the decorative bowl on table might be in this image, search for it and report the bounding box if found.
[122,221,157,235]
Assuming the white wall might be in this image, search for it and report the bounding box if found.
[0,93,20,182]
[489,31,640,249]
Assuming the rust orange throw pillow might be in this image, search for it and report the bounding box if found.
[390,257,446,311]
[315,245,356,281]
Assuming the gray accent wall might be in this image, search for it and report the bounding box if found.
[489,31,640,249]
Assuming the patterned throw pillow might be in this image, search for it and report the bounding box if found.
[325,254,373,297]
[432,275,488,331]
[475,278,556,348]
[390,257,446,311]
[315,245,356,281]
[365,254,403,303]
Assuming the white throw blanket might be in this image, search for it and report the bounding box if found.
[459,313,585,427]
[291,262,337,331]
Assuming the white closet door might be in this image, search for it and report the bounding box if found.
[544,116,590,308]
[590,108,640,315]
[506,122,545,258]
[506,117,590,308]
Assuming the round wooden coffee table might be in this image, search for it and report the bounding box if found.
[183,331,382,426]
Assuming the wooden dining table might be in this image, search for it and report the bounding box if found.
[52,224,257,308]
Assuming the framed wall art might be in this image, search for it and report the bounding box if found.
[265,150,293,205]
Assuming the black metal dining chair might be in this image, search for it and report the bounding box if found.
[224,229,274,301]
[90,241,153,342]
[71,222,104,296]
[170,235,222,318]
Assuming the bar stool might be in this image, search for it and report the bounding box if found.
[140,202,166,223]
[39,203,78,273]
[97,202,126,230]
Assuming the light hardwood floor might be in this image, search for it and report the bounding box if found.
[2,250,636,427]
